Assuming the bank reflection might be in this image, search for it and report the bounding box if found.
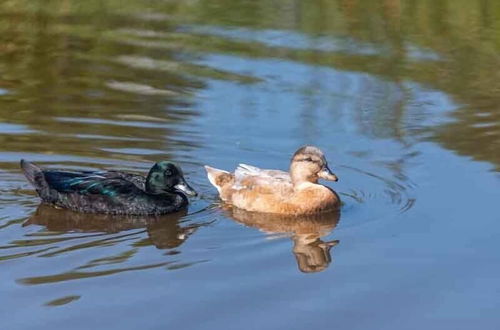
[226,207,340,273]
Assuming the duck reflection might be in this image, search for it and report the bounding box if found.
[24,204,207,250]
[225,207,340,273]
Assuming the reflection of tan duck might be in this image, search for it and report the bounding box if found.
[24,204,206,249]
[226,207,340,273]
[205,146,340,215]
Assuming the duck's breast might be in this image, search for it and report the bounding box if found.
[292,185,340,214]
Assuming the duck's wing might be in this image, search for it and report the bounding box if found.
[234,164,293,193]
[95,171,146,190]
[43,170,144,197]
[235,164,291,182]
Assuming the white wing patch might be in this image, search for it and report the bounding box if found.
[233,164,292,190]
[235,163,263,177]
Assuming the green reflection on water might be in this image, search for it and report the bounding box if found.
[44,295,81,307]
[0,0,499,169]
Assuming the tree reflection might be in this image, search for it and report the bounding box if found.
[1,0,499,170]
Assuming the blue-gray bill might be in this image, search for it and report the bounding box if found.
[174,180,197,197]
[318,165,338,182]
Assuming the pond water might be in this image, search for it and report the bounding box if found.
[1,1,499,329]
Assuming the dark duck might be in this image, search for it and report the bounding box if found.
[20,160,197,215]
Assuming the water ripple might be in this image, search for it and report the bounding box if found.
[339,164,416,214]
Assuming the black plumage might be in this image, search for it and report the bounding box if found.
[21,160,197,215]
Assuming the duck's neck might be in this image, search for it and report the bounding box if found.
[145,172,162,194]
[290,164,318,188]
[147,186,187,207]
[146,184,187,203]
[145,182,164,194]
[174,191,188,204]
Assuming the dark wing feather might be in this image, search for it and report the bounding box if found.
[96,171,146,190]
[43,171,143,197]
[55,170,147,189]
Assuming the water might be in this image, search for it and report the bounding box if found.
[1,1,499,329]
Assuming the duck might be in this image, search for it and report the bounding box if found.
[204,145,340,215]
[21,160,197,215]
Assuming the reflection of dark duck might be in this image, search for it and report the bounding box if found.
[20,160,197,215]
[146,218,200,249]
[24,204,205,249]
[225,207,340,273]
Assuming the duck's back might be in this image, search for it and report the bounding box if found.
[93,170,146,190]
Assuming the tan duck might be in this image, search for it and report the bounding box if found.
[205,146,340,215]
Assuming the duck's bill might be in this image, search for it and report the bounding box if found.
[318,165,338,182]
[174,180,198,197]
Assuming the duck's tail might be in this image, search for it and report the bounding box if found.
[204,165,234,195]
[20,159,47,193]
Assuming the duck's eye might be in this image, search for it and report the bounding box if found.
[304,157,313,162]
[165,169,173,176]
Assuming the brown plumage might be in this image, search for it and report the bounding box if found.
[205,146,340,215]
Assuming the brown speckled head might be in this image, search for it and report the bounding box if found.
[290,146,338,184]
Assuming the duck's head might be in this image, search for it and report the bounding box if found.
[146,161,197,197]
[290,146,338,185]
